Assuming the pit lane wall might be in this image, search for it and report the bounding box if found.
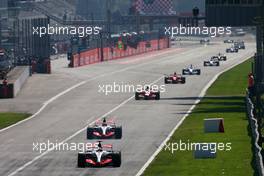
[0,66,30,98]
[69,38,170,67]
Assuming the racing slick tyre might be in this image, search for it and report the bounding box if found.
[203,62,207,67]
[77,153,86,168]
[112,152,121,167]
[182,70,187,75]
[87,127,94,139]
[164,78,169,84]
[115,126,122,139]
[216,62,220,66]
[197,70,201,75]
[135,92,140,100]
[155,92,160,100]
[181,77,186,84]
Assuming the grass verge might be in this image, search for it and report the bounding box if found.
[0,112,30,129]
[143,59,255,176]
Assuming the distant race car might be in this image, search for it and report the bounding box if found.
[211,53,227,61]
[226,47,238,53]
[87,118,122,139]
[135,87,160,100]
[200,38,210,44]
[77,141,121,168]
[182,65,201,75]
[164,73,186,84]
[204,59,220,67]
[234,41,245,49]
[224,39,234,43]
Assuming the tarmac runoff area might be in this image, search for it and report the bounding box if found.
[0,36,256,176]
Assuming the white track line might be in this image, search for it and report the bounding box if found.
[0,46,203,134]
[135,52,255,176]
[7,76,163,176]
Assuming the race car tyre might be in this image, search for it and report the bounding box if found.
[181,77,186,84]
[182,70,187,75]
[203,62,207,66]
[135,92,140,100]
[77,153,86,168]
[216,62,220,66]
[197,70,201,75]
[164,78,169,84]
[155,92,160,100]
[115,126,122,139]
[87,127,94,139]
[112,152,121,167]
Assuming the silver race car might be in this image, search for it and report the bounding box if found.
[204,59,220,67]
[211,53,227,61]
[87,118,122,139]
[77,141,121,168]
[182,65,201,75]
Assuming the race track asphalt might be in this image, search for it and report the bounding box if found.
[0,38,256,176]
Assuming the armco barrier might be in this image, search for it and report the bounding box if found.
[246,91,264,176]
[0,66,30,98]
[70,38,170,67]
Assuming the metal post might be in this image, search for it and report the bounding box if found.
[100,32,104,62]
[136,12,140,34]
[0,14,2,48]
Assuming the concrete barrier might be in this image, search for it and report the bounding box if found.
[70,38,170,68]
[0,66,30,98]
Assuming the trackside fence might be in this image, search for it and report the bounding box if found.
[246,91,264,176]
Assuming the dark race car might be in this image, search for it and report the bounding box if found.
[226,47,238,53]
[204,59,220,67]
[200,38,210,44]
[135,87,160,100]
[211,53,227,61]
[224,39,234,43]
[234,41,245,49]
[164,73,186,84]
[77,141,121,168]
[182,65,201,75]
[87,118,122,139]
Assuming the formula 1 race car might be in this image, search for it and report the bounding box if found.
[234,41,245,49]
[77,141,121,168]
[211,53,227,61]
[182,65,201,75]
[224,39,234,43]
[164,73,186,84]
[204,59,220,67]
[87,118,122,139]
[226,47,238,53]
[135,87,160,100]
[200,38,210,44]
